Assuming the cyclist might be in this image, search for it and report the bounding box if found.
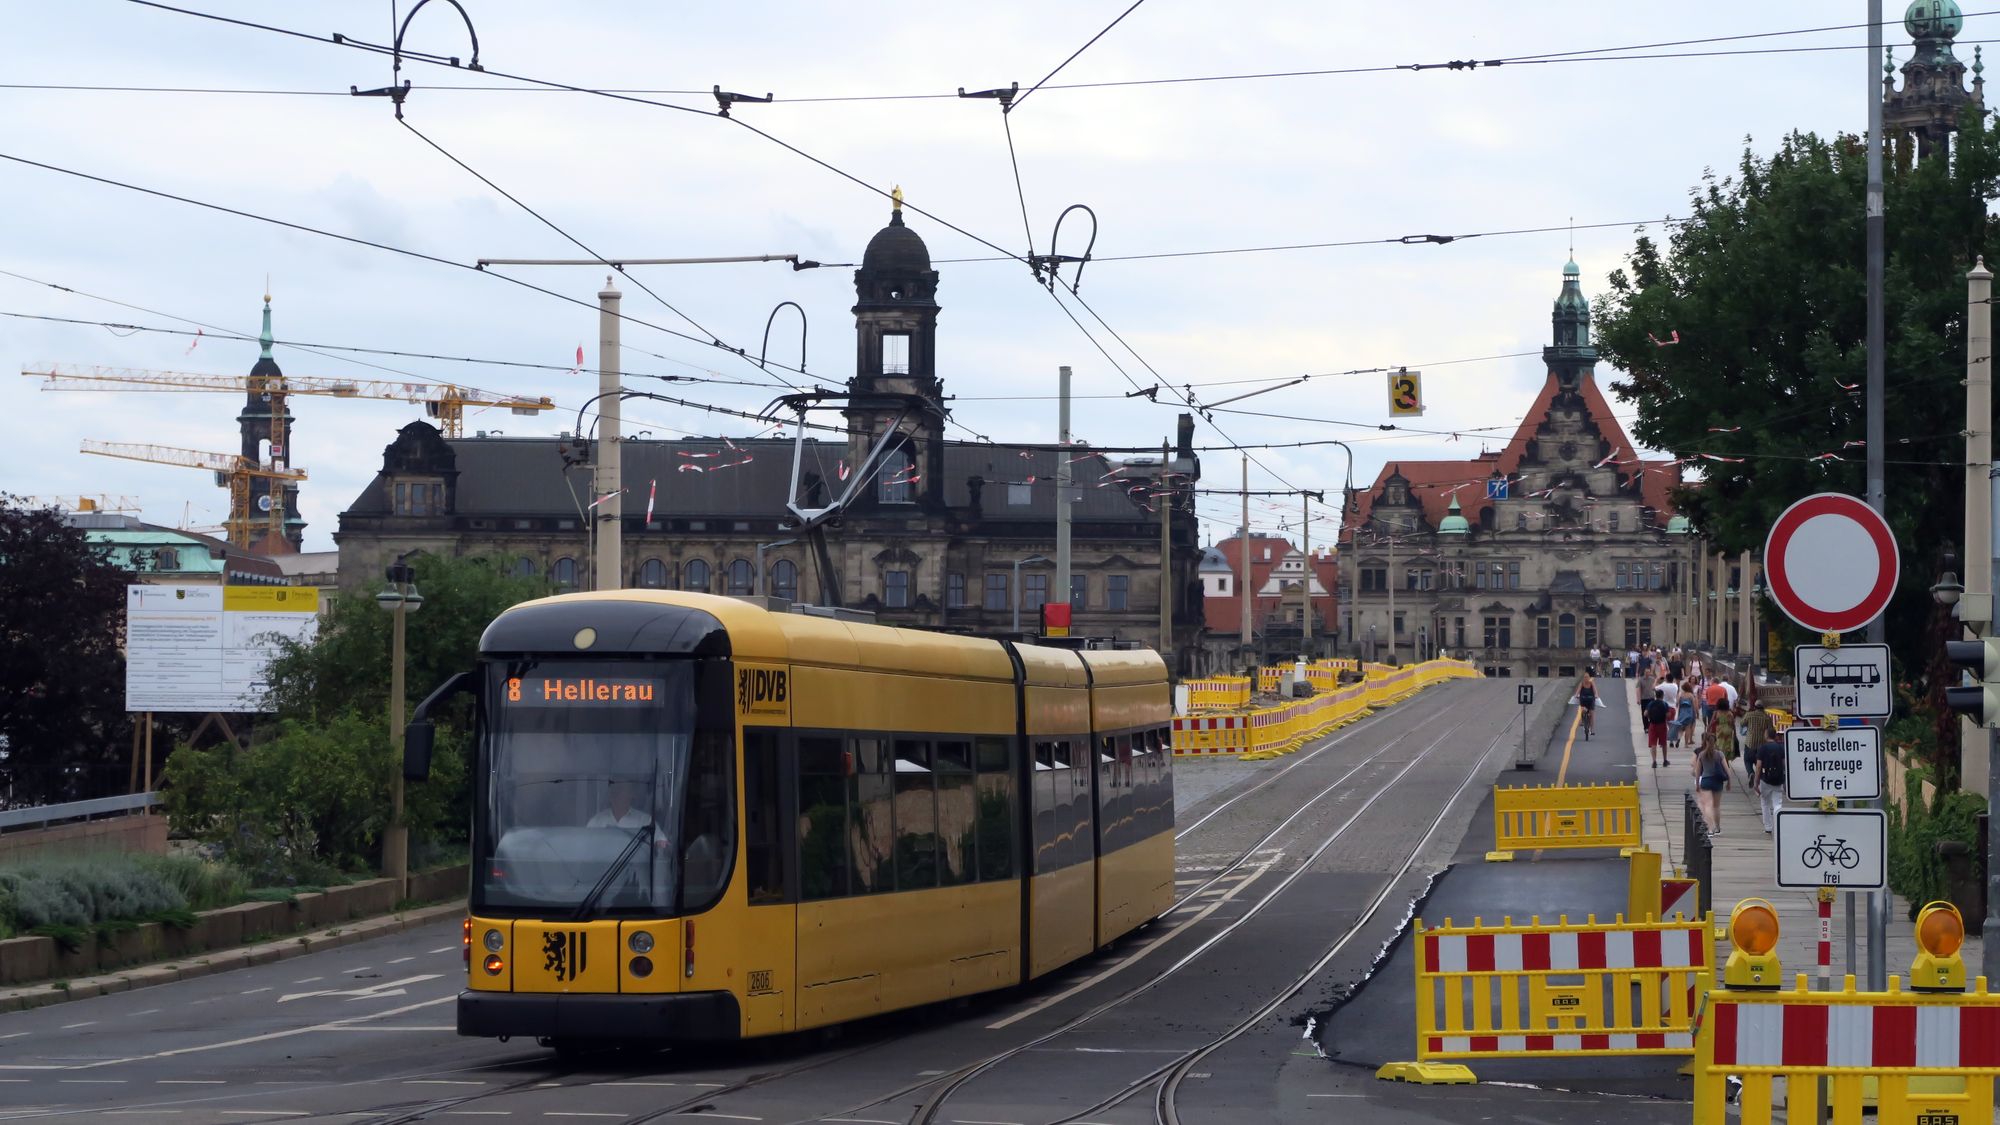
[1575,673,1598,740]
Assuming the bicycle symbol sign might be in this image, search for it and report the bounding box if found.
[1774,809,1886,890]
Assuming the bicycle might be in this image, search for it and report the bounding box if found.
[1800,834,1861,870]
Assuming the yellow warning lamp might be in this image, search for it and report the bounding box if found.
[1724,898,1783,990]
[1910,901,1967,992]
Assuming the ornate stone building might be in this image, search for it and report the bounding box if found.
[334,204,1208,669]
[1342,260,1691,678]
[1885,0,1985,163]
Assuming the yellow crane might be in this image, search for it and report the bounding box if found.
[81,440,307,548]
[23,364,557,439]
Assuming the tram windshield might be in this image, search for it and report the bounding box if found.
[475,661,732,915]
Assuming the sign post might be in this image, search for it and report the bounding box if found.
[1515,682,1535,770]
[1762,492,1901,990]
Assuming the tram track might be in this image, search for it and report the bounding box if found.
[895,711,1503,1125]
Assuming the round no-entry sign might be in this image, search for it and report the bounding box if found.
[1762,492,1900,634]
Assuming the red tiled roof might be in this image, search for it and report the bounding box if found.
[1349,373,1680,533]
[1203,534,1340,632]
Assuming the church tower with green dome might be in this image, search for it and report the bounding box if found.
[1885,0,1984,161]
[1544,258,1597,393]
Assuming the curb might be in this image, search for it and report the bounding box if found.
[0,901,464,1014]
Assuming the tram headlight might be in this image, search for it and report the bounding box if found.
[629,956,654,978]
[483,954,505,975]
[628,930,655,954]
[483,928,505,953]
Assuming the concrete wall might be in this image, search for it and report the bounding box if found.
[0,814,167,861]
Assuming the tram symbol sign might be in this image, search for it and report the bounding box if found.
[1791,643,1892,719]
[1762,492,1900,634]
[1775,808,1886,889]
[1783,725,1882,801]
[1517,684,1534,706]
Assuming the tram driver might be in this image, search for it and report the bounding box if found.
[587,779,653,830]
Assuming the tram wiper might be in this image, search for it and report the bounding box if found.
[572,827,652,920]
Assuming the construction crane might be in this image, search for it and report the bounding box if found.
[24,364,557,439]
[81,440,307,548]
[17,494,143,513]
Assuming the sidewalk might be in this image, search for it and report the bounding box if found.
[1622,680,1985,982]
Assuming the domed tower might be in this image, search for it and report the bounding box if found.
[1885,0,1984,162]
[846,190,947,509]
[1544,258,1598,392]
[236,295,305,550]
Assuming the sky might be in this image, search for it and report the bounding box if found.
[0,1,1968,553]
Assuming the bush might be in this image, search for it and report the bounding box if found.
[0,853,246,934]
[1887,766,1986,908]
[164,710,468,884]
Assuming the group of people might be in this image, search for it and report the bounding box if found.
[1580,644,1789,837]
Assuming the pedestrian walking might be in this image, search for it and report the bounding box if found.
[1693,730,1729,834]
[1588,645,1602,676]
[1703,678,1729,730]
[1715,701,1738,762]
[1611,656,1623,679]
[1644,688,1672,768]
[1747,707,1786,834]
[1668,685,1695,748]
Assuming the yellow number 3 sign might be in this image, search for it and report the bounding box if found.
[1387,367,1425,417]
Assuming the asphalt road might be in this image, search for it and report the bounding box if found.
[0,680,1678,1124]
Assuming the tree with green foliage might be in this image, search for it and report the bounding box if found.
[163,553,545,879]
[0,495,135,804]
[1593,119,2000,780]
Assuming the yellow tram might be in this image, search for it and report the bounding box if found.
[404,590,1174,1047]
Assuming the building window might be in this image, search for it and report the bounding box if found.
[155,547,180,571]
[1624,616,1654,649]
[1406,568,1433,591]
[1557,612,1577,649]
[1516,511,1528,530]
[1023,572,1049,610]
[773,559,799,601]
[1070,574,1088,609]
[1474,562,1488,589]
[1608,511,1620,532]
[984,573,1009,611]
[1585,616,1600,648]
[1483,615,1511,649]
[879,444,915,505]
[881,332,910,375]
[727,559,754,596]
[638,558,668,588]
[553,557,579,589]
[885,569,911,608]
[1508,562,1521,589]
[1651,562,1665,590]
[393,480,443,516]
[512,557,537,580]
[948,572,967,607]
[1536,616,1551,648]
[1615,562,1629,590]
[1362,567,1387,592]
[1394,613,1405,635]
[1453,616,1466,647]
[1107,574,1130,611]
[684,558,711,593]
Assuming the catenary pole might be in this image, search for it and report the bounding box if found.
[1240,456,1252,659]
[1301,492,1313,649]
[1160,442,1172,661]
[1863,0,1889,991]
[596,280,624,592]
[1056,366,1072,607]
[1970,259,1999,982]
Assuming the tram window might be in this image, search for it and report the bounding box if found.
[797,736,850,900]
[678,730,737,914]
[1035,741,1058,771]
[894,738,940,890]
[977,766,1014,881]
[976,736,1010,773]
[936,741,974,886]
[744,731,786,905]
[849,737,893,894]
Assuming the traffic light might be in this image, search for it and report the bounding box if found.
[1910,901,1967,992]
[1723,898,1783,990]
[1944,639,2000,728]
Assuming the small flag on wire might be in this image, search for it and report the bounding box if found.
[1707,426,1741,433]
[837,459,850,481]
[568,345,585,375]
[186,329,203,354]
[588,488,624,509]
[645,479,657,523]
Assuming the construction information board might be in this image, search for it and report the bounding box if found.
[1783,725,1882,801]
[125,585,320,712]
[1774,808,1887,890]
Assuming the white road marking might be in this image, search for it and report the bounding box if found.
[339,966,371,973]
[60,1021,96,1029]
[293,977,323,984]
[71,995,455,1068]
[821,1119,899,1124]
[241,987,271,995]
[0,1080,25,1084]
[0,1065,67,1070]
[0,1032,25,1040]
[59,1078,127,1084]
[325,1024,456,1031]
[596,1080,678,1086]
[279,972,442,1003]
[1306,1093,1366,1098]
[219,1113,307,1117]
[106,1112,178,1116]
[407,1079,488,1085]
[951,1120,1024,1125]
[389,956,415,964]
[445,1114,514,1119]
[130,1010,159,1016]
[547,1115,630,1120]
[430,946,458,954]
[668,1116,758,1122]
[158,1079,225,1084]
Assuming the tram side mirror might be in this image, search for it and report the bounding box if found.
[404,722,436,782]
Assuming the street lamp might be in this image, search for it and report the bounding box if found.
[756,538,797,598]
[1012,554,1050,632]
[1934,546,1965,608]
[377,559,423,898]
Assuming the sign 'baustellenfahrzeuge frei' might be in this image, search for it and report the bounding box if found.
[1783,725,1882,801]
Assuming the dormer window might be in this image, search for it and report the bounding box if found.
[879,443,915,504]
[1384,480,1408,506]
[882,333,910,375]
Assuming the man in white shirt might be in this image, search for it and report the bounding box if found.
[587,780,652,829]
[1660,679,1681,710]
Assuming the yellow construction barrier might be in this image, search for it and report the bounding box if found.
[1380,911,1715,1084]
[1183,675,1251,711]
[1692,899,1996,1124]
[1486,782,1642,861]
[1174,658,1475,758]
